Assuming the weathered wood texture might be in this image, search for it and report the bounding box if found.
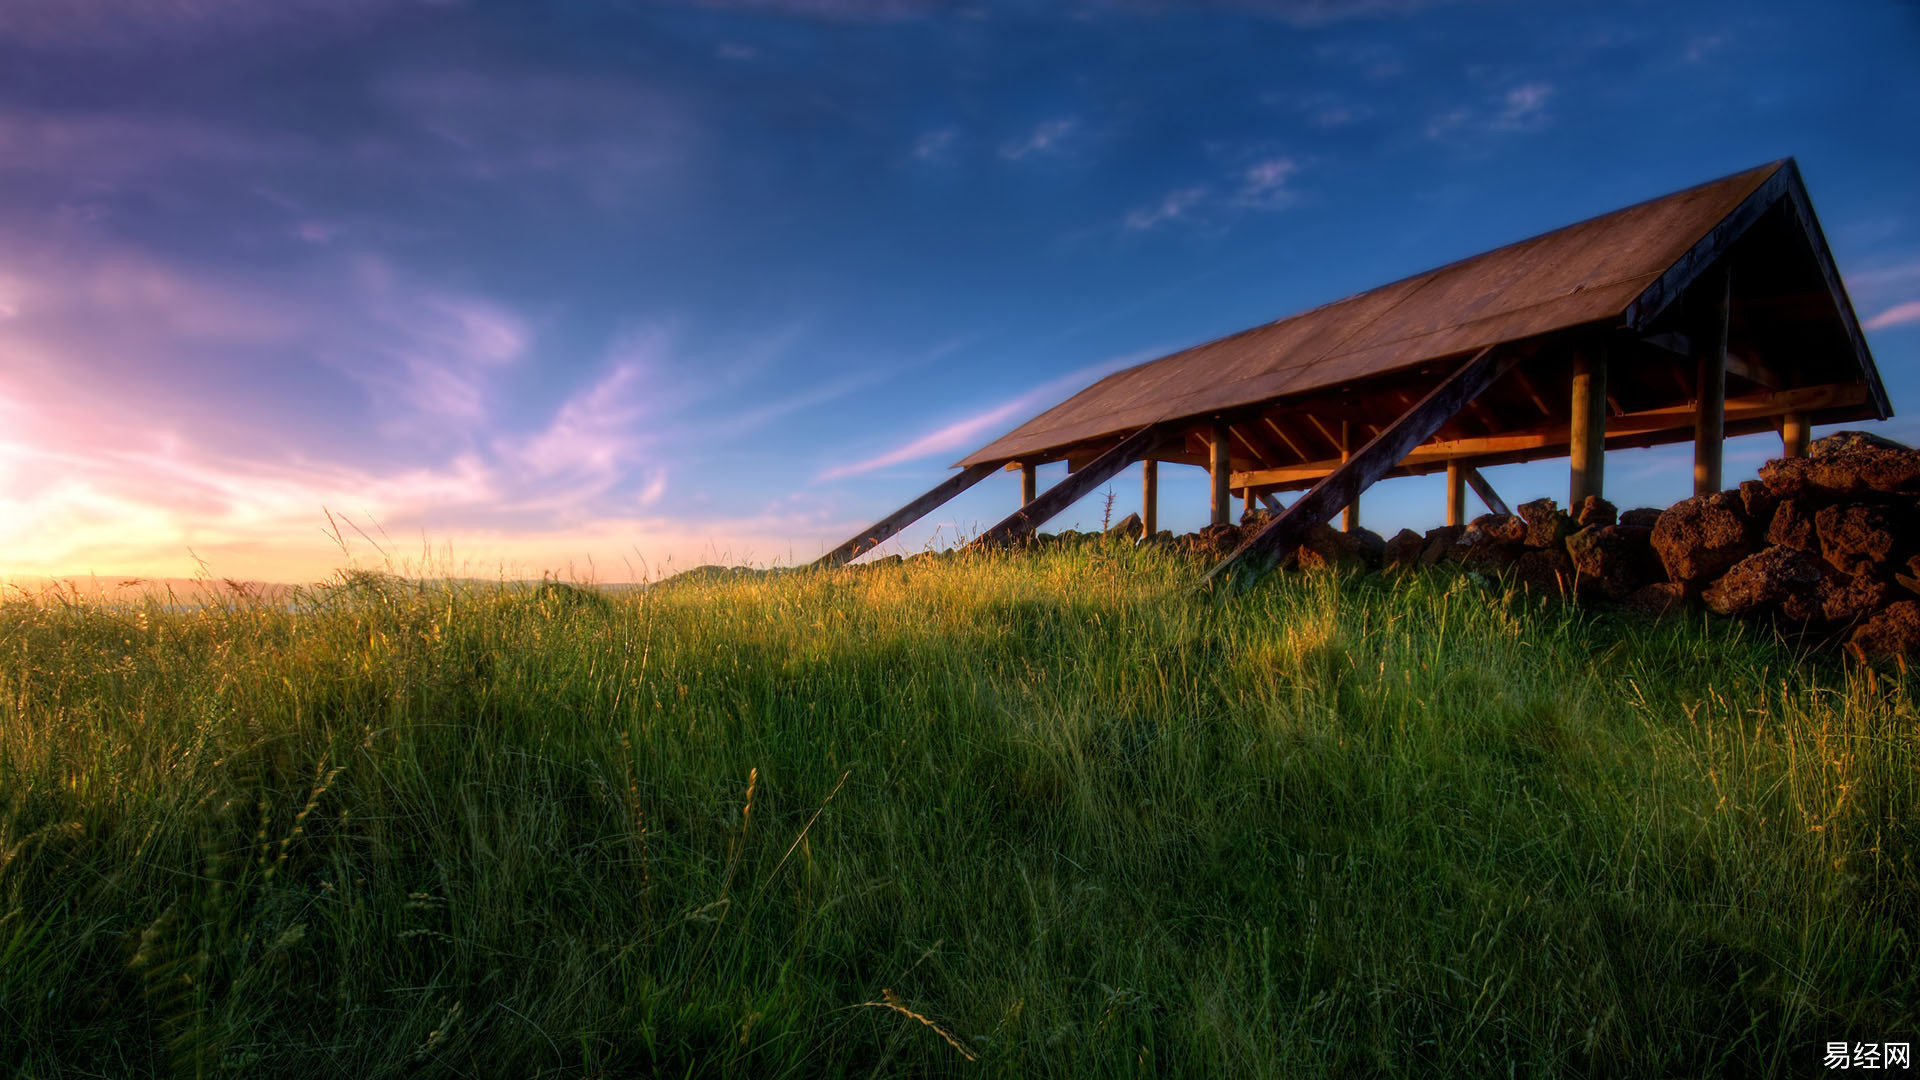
[1694,264,1730,495]
[1464,467,1510,518]
[1141,458,1158,537]
[1339,421,1357,533]
[1210,419,1231,526]
[974,423,1173,549]
[1781,412,1808,459]
[812,462,999,568]
[1225,384,1861,491]
[1569,346,1607,504]
[1202,346,1512,583]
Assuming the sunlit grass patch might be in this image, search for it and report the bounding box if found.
[1,548,1913,1077]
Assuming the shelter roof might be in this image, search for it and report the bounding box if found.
[958,160,1884,468]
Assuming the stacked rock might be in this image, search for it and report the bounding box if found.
[1155,430,1920,660]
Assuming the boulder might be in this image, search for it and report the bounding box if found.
[1814,503,1903,576]
[1652,491,1756,588]
[1518,497,1574,549]
[1351,527,1387,569]
[1241,507,1275,529]
[1104,513,1143,541]
[1738,480,1778,527]
[1566,524,1655,602]
[1848,600,1920,660]
[1701,547,1823,617]
[1818,571,1895,624]
[1760,430,1920,498]
[1624,582,1688,619]
[1190,523,1244,560]
[1466,513,1527,546]
[1573,495,1617,528]
[1383,528,1426,572]
[1767,497,1817,552]
[1296,523,1365,573]
[1513,548,1575,595]
[1417,524,1467,566]
[1619,507,1664,528]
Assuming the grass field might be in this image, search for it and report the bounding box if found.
[1,542,1914,1077]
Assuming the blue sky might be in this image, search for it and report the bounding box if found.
[1,0,1916,582]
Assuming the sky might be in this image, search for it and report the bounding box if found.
[1,0,1917,584]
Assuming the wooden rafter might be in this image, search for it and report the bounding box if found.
[1202,344,1514,584]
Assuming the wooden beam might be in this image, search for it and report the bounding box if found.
[1339,420,1357,534]
[1781,412,1808,459]
[1210,418,1231,526]
[1464,466,1511,518]
[1020,462,1037,507]
[1446,459,1465,527]
[1202,345,1513,583]
[1510,365,1553,419]
[1695,263,1730,495]
[1262,417,1310,462]
[1141,458,1158,538]
[813,462,999,568]
[1259,492,1284,512]
[975,423,1173,549]
[1569,345,1606,504]
[1227,383,1862,490]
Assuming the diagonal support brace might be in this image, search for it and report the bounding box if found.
[1201,345,1516,584]
[812,462,999,568]
[974,422,1176,549]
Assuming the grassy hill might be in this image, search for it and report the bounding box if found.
[1,543,1913,1077]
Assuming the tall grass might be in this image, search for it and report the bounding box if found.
[0,544,1913,1077]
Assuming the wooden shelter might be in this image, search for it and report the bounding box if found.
[815,159,1890,578]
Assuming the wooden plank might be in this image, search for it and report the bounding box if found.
[1339,421,1357,534]
[1695,263,1729,495]
[1210,419,1232,526]
[813,462,999,568]
[1020,463,1037,507]
[1259,492,1284,513]
[1227,383,1861,489]
[1142,458,1158,537]
[1202,345,1512,583]
[1446,459,1465,527]
[1464,466,1510,517]
[1569,345,1606,504]
[974,423,1173,549]
[1781,412,1808,459]
[1262,417,1310,462]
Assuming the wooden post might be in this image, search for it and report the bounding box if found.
[1781,412,1808,459]
[975,423,1173,548]
[1243,488,1257,520]
[1210,419,1231,526]
[1020,462,1036,507]
[1203,345,1514,584]
[1141,459,1158,538]
[813,462,999,568]
[1569,346,1607,504]
[1694,265,1729,495]
[1339,421,1357,533]
[1446,459,1465,527]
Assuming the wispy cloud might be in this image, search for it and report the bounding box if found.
[1124,156,1300,230]
[817,348,1163,480]
[1125,185,1209,230]
[1864,300,1920,331]
[1426,81,1556,141]
[1492,82,1553,129]
[913,128,957,161]
[999,118,1077,161]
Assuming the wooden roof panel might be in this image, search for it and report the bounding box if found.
[958,161,1798,468]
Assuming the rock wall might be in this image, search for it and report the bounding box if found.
[1152,431,1920,661]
